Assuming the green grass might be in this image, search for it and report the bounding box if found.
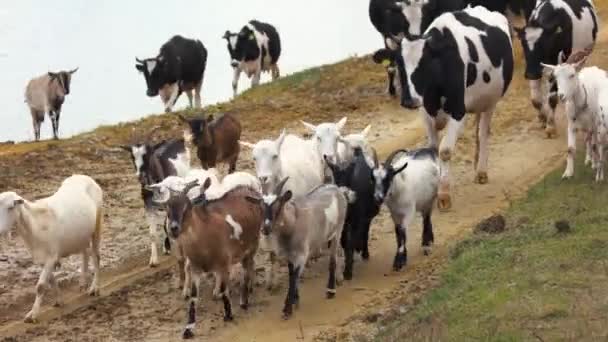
[378,155,608,341]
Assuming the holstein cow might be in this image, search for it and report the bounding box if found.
[223,20,281,97]
[24,68,78,141]
[514,0,598,138]
[373,5,514,210]
[369,0,462,96]
[135,35,208,113]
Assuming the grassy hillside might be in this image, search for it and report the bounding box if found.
[376,155,608,341]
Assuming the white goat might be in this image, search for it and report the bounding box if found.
[301,117,376,168]
[0,175,103,322]
[239,130,324,289]
[595,92,608,181]
[372,148,439,271]
[541,51,608,180]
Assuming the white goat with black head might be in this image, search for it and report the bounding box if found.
[541,47,607,181]
[246,178,353,319]
[0,175,103,322]
[372,148,439,271]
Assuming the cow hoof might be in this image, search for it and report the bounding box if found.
[182,328,194,339]
[392,252,407,271]
[437,193,452,211]
[474,172,488,184]
[326,291,336,299]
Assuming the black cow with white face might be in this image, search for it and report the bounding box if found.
[223,20,281,98]
[135,35,208,113]
[369,0,462,97]
[373,6,514,210]
[514,0,598,138]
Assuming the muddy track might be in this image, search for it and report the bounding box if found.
[2,29,608,341]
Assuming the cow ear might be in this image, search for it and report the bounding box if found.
[372,49,395,66]
[223,30,231,40]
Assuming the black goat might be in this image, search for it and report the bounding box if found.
[326,147,380,280]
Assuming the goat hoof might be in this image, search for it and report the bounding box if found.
[361,250,370,260]
[240,303,249,310]
[343,272,353,281]
[149,261,159,268]
[282,310,293,320]
[393,253,407,271]
[326,291,336,299]
[224,314,234,322]
[182,328,194,339]
[422,246,432,256]
[561,172,573,180]
[24,312,37,323]
[437,193,452,211]
[474,172,488,184]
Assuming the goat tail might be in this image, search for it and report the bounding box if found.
[93,206,103,245]
[338,187,357,204]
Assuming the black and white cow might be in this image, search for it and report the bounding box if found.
[369,0,462,96]
[373,5,514,210]
[135,35,208,113]
[223,20,281,97]
[514,0,598,138]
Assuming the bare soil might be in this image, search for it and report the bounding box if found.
[1,20,607,342]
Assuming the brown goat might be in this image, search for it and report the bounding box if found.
[156,178,263,339]
[178,113,241,173]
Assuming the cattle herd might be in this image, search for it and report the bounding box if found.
[1,0,604,339]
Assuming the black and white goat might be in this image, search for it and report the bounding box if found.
[372,148,439,271]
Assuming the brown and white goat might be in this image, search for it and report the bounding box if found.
[178,113,241,173]
[153,179,263,339]
[24,68,78,141]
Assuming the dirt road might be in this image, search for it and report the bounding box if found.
[2,26,607,342]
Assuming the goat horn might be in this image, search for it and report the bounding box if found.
[275,177,290,195]
[385,149,409,167]
[69,67,79,74]
[136,57,144,64]
[372,148,379,167]
[181,180,199,196]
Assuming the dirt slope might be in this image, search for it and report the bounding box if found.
[1,10,608,342]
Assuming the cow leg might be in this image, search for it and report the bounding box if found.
[182,269,201,339]
[387,66,396,97]
[437,116,467,210]
[218,272,233,321]
[25,259,55,323]
[474,111,493,184]
[194,80,202,108]
[186,90,194,108]
[30,109,43,141]
[232,67,242,98]
[421,109,439,148]
[165,83,180,113]
[251,69,262,88]
[271,64,280,80]
[343,226,354,281]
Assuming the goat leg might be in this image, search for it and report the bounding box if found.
[422,212,434,255]
[393,224,407,271]
[326,237,338,299]
[343,229,354,281]
[283,262,298,319]
[182,272,201,339]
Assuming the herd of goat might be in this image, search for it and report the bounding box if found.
[1,0,606,339]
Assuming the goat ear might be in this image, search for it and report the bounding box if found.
[69,67,79,74]
[239,140,256,149]
[300,121,316,132]
[540,63,556,75]
[202,177,212,191]
[336,117,347,132]
[361,124,372,137]
[281,190,293,203]
[119,145,132,152]
[573,57,588,72]
[394,162,408,175]
[245,196,262,205]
